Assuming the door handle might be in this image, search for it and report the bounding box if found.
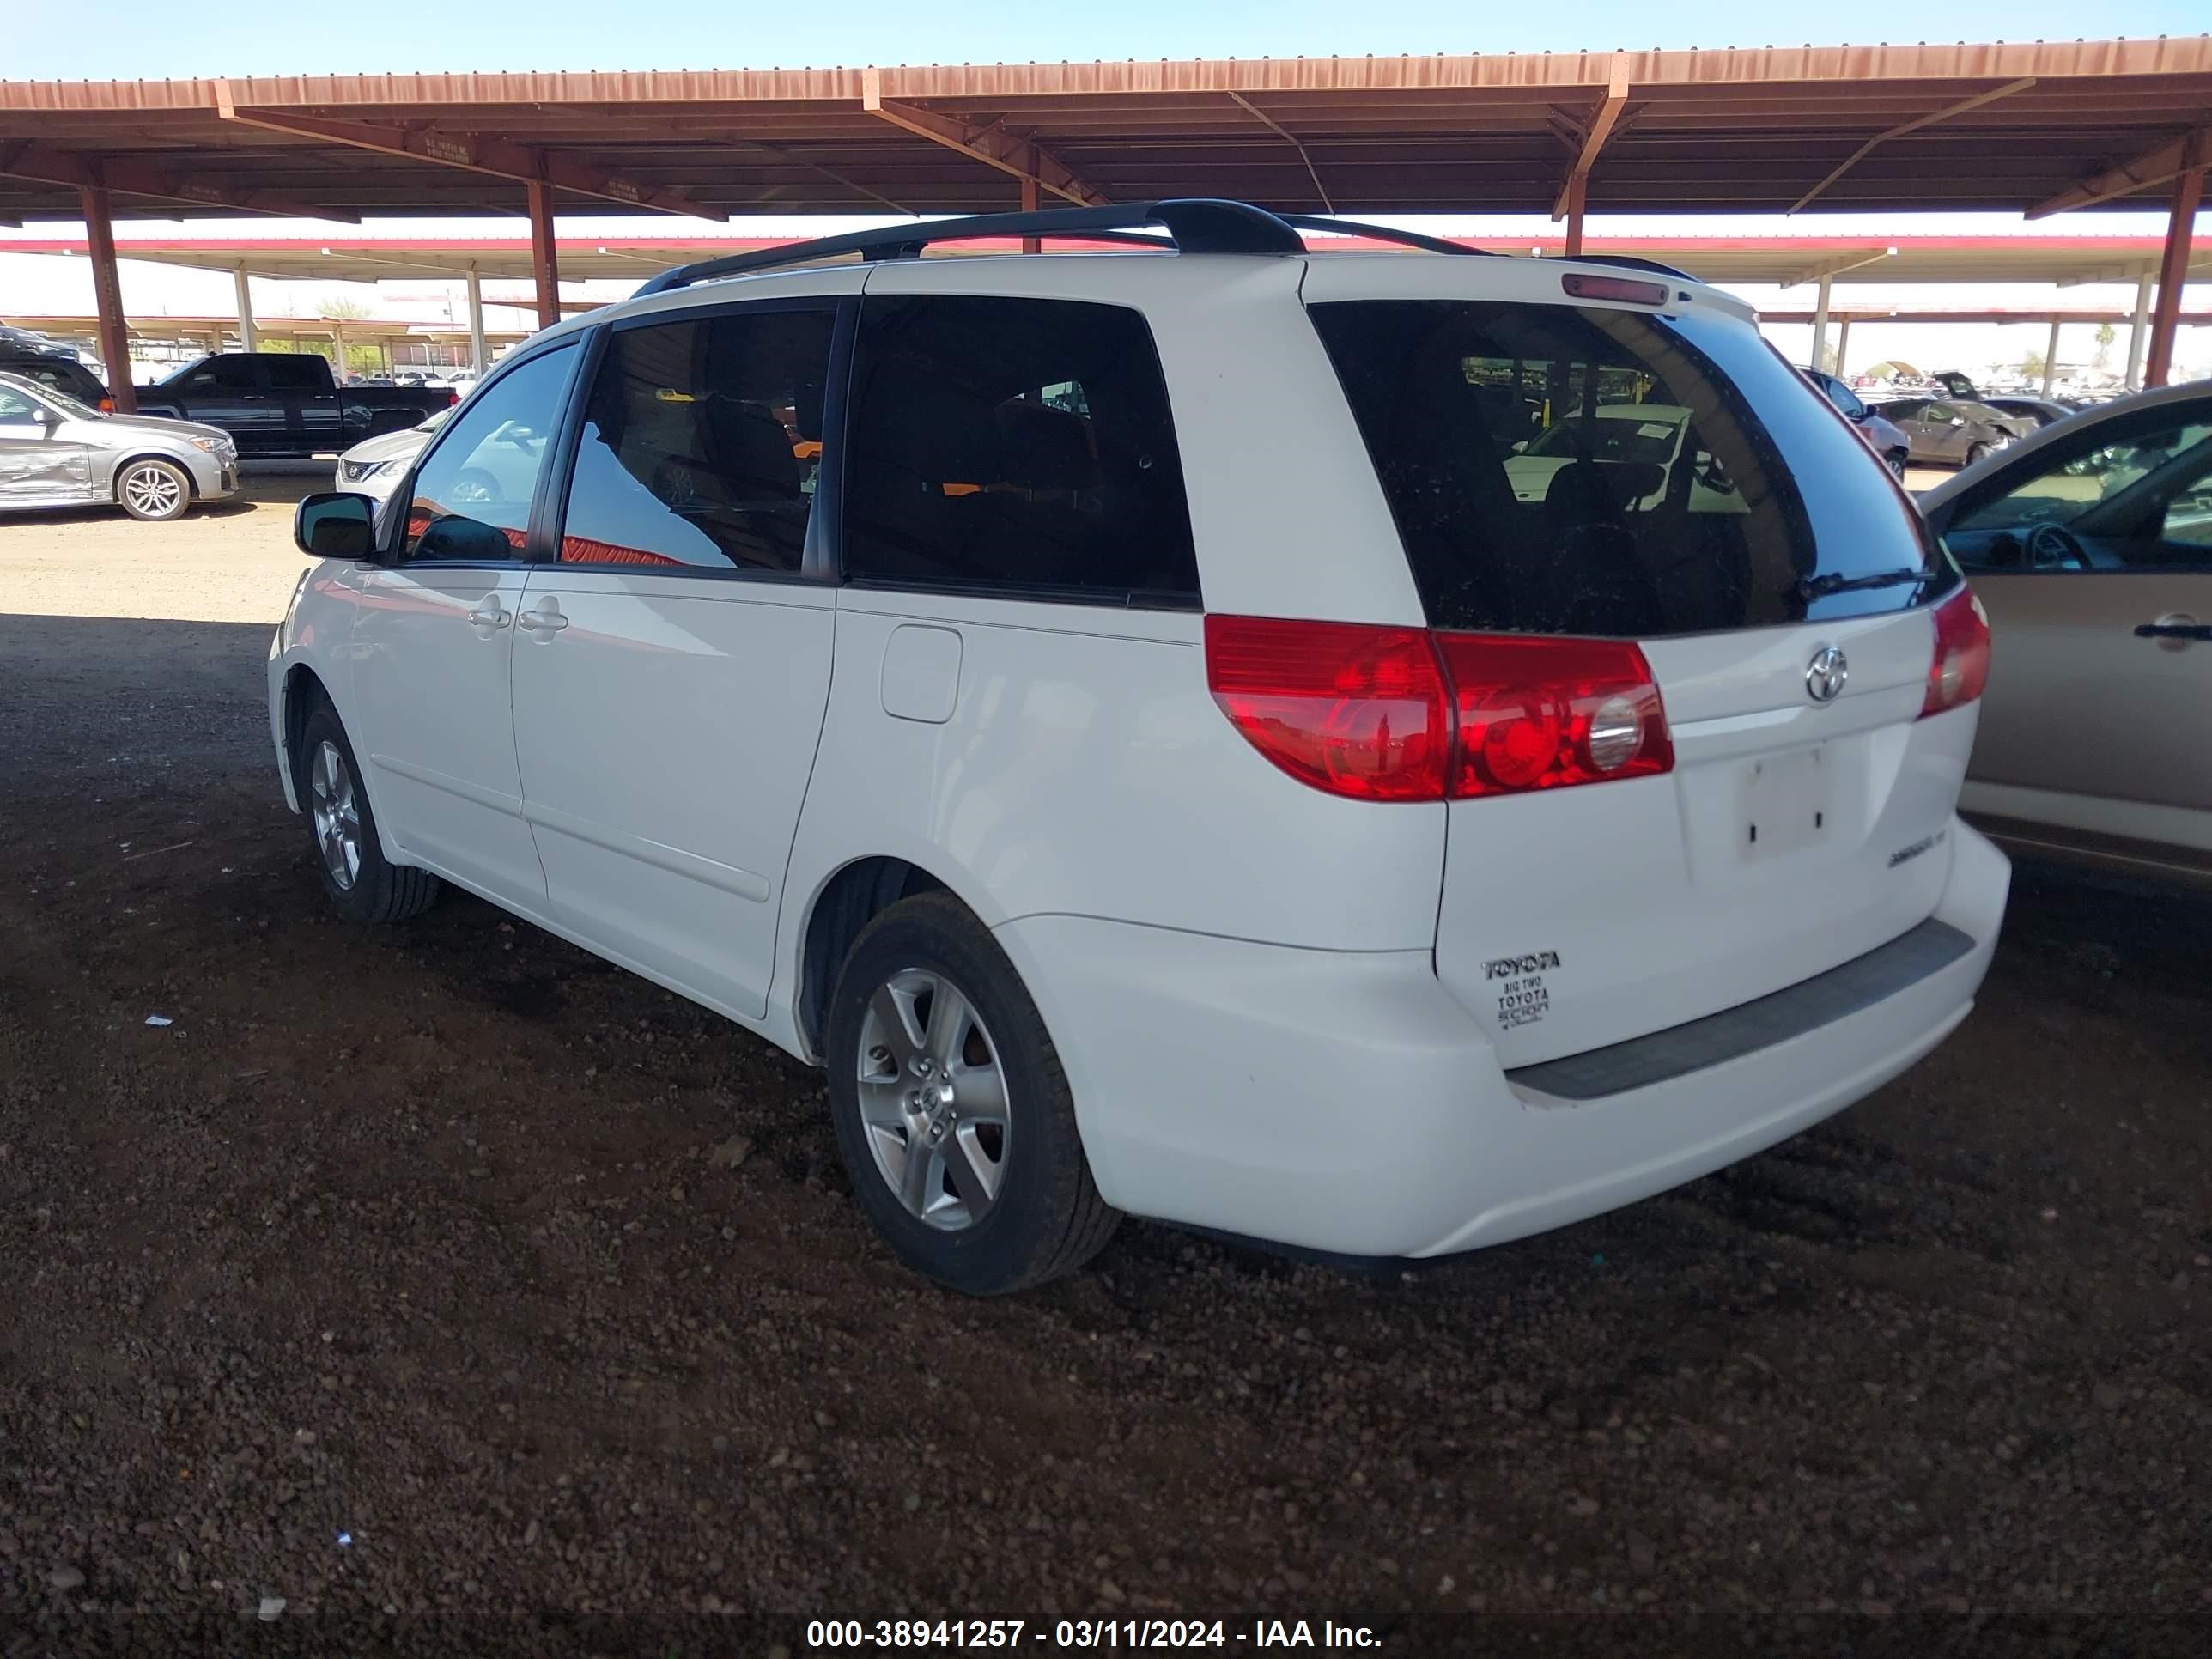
[466,600,512,631]
[2135,613,2210,649]
[518,600,568,638]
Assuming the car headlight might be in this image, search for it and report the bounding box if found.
[185,434,224,453]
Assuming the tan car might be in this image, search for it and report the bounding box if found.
[1921,380,2212,886]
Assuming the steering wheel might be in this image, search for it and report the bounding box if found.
[2025,522,2092,571]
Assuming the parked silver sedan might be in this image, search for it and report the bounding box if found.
[0,371,238,520]
[1922,379,2212,887]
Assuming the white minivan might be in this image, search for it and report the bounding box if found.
[271,202,2008,1295]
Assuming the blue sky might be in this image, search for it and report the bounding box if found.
[5,2,2207,77]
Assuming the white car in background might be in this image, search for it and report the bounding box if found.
[334,408,448,502]
[269,202,2008,1296]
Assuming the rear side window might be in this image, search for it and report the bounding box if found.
[560,308,836,574]
[264,356,328,392]
[1310,301,1948,637]
[843,295,1199,606]
[183,357,260,393]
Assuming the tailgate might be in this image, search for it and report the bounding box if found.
[1435,605,1968,1066]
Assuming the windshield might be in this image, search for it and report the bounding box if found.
[1310,300,1951,637]
[1952,417,2212,532]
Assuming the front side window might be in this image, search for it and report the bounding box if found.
[842,295,1199,605]
[1310,300,1947,638]
[558,308,836,573]
[0,385,44,423]
[402,343,576,562]
[1948,410,2212,569]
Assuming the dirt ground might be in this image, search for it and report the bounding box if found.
[1,474,2207,1656]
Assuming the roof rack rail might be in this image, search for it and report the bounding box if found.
[1565,252,1697,282]
[1277,215,1491,258]
[632,199,1303,297]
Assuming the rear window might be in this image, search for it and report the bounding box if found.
[1309,301,1949,637]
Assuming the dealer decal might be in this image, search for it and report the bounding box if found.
[1486,950,1560,1029]
[1887,827,1948,869]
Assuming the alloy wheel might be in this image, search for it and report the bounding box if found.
[854,968,1012,1231]
[121,464,183,518]
[307,738,363,891]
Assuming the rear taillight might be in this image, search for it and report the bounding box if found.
[1920,585,1991,719]
[1204,616,1672,803]
[1202,615,1449,801]
[97,397,113,414]
[1432,633,1673,797]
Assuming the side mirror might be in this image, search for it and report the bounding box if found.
[1510,439,1528,453]
[295,491,377,561]
[1950,417,1966,427]
[414,512,515,562]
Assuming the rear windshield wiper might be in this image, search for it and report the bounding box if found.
[1794,566,1935,603]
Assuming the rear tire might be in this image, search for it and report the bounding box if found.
[115,458,191,521]
[824,892,1118,1295]
[294,698,441,924]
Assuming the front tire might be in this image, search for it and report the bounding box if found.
[1885,447,1908,477]
[824,892,1118,1295]
[116,458,191,521]
[1964,441,1990,468]
[294,699,441,924]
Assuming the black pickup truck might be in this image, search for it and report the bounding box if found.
[134,353,455,458]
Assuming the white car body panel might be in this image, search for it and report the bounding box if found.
[509,568,837,1023]
[268,237,2008,1263]
[349,565,543,903]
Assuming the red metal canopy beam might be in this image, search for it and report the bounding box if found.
[1788,77,2036,214]
[538,107,915,216]
[526,179,562,334]
[76,181,135,413]
[0,139,357,223]
[214,87,727,221]
[2144,131,2205,388]
[2029,123,2212,217]
[1553,52,1630,253]
[860,66,1108,207]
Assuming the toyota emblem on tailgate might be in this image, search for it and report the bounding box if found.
[1804,646,1849,703]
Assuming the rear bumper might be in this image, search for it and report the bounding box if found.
[996,819,2008,1260]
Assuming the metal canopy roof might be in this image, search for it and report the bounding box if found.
[2,38,2210,224]
[7,232,2208,290]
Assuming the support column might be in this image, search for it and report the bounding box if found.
[1810,274,1832,371]
[77,182,136,414]
[232,264,258,354]
[465,263,489,373]
[2144,132,2205,389]
[1562,173,1588,258]
[1020,175,1040,255]
[1833,318,1852,378]
[2042,318,2062,397]
[2125,268,2154,390]
[526,179,562,334]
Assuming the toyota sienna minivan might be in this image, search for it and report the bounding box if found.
[272,202,2008,1293]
